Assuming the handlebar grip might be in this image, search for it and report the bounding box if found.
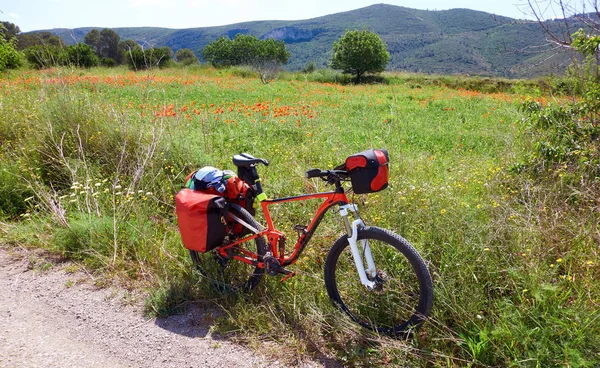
[305,168,325,178]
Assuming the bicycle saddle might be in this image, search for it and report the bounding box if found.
[232,153,269,167]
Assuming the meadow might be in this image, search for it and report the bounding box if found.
[0,65,598,367]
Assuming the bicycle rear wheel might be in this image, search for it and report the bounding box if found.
[190,203,266,293]
[324,226,433,336]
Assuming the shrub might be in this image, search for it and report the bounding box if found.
[100,57,117,67]
[0,35,23,71]
[24,45,66,69]
[125,46,172,70]
[66,42,99,68]
[0,162,33,219]
[174,48,199,66]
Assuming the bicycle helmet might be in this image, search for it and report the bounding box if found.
[192,166,227,192]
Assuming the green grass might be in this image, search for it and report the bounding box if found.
[1,66,598,367]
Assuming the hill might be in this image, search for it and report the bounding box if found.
[41,4,576,78]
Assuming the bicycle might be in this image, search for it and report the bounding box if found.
[187,152,434,336]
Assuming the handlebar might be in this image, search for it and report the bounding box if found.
[305,168,349,186]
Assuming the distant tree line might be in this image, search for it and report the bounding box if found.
[0,21,200,71]
[1,20,391,83]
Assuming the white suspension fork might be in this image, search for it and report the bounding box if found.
[339,204,377,290]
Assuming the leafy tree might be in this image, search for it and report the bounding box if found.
[0,27,23,71]
[83,28,120,62]
[66,42,99,68]
[16,31,64,50]
[84,29,101,55]
[118,39,139,64]
[99,28,120,61]
[1,21,20,41]
[175,48,199,65]
[330,29,390,83]
[202,36,234,67]
[251,37,289,83]
[202,34,289,83]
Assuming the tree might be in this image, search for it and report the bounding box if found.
[202,34,289,83]
[525,1,600,77]
[251,37,289,83]
[329,29,390,83]
[118,39,139,64]
[99,28,120,62]
[174,48,199,65]
[84,29,101,55]
[202,36,234,67]
[16,31,64,50]
[0,25,23,71]
[518,1,600,184]
[1,21,20,41]
[83,28,120,63]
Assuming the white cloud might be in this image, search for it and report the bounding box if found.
[9,13,21,20]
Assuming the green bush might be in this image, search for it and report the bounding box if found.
[66,42,99,68]
[100,57,117,67]
[0,162,33,219]
[24,45,66,69]
[0,35,23,71]
[125,46,172,70]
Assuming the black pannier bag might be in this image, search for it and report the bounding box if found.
[175,189,228,253]
[345,149,390,194]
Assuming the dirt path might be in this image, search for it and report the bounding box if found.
[0,247,330,368]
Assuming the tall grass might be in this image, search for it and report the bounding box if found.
[0,66,598,367]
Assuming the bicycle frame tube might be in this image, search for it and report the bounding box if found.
[260,191,349,265]
[216,190,348,268]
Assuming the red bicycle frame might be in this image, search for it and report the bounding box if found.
[216,190,350,269]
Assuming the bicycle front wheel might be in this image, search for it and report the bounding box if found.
[324,226,433,336]
[190,203,266,293]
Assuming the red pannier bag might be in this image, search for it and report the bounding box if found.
[223,174,255,216]
[175,188,228,253]
[345,149,390,194]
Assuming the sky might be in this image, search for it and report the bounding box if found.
[1,0,540,32]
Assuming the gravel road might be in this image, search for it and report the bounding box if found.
[0,247,332,368]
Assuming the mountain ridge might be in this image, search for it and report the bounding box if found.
[38,4,572,78]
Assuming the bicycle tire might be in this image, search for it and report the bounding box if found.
[324,226,433,336]
[189,203,266,293]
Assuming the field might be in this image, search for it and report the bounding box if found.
[1,65,598,367]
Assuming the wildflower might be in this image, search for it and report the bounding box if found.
[440,209,447,214]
